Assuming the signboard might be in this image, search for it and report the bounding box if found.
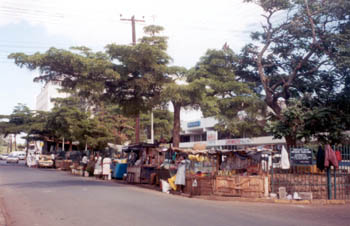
[187,121,200,128]
[207,131,217,145]
[225,138,252,145]
[290,148,313,165]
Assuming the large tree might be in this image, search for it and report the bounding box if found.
[105,25,171,143]
[189,47,267,138]
[140,108,173,143]
[0,104,33,151]
[9,47,118,109]
[239,0,350,145]
[161,66,206,147]
[9,25,171,145]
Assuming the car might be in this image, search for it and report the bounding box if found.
[38,155,54,168]
[0,153,9,160]
[18,152,26,160]
[6,153,19,163]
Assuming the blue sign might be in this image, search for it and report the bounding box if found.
[187,121,200,128]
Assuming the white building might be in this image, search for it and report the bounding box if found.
[179,117,285,149]
[36,82,69,111]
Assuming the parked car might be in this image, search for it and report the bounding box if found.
[38,155,54,168]
[0,153,8,160]
[17,152,26,160]
[6,153,19,163]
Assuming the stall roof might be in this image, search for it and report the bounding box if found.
[122,143,159,152]
[172,146,275,155]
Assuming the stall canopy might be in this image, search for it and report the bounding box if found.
[122,143,159,153]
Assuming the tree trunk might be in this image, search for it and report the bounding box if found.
[285,135,297,148]
[14,134,17,151]
[69,141,73,152]
[172,102,181,148]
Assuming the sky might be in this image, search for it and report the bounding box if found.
[0,0,264,119]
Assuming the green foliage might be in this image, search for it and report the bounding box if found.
[9,47,119,106]
[241,0,350,144]
[160,66,206,147]
[105,25,171,116]
[0,104,32,136]
[189,48,267,137]
[140,108,173,143]
[240,0,350,115]
[266,98,350,145]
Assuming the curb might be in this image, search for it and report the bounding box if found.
[194,195,349,205]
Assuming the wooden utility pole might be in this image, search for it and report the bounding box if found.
[120,15,145,144]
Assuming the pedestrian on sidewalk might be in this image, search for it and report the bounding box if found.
[81,154,89,173]
[102,156,112,180]
[94,153,102,178]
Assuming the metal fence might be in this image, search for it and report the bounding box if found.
[270,145,350,200]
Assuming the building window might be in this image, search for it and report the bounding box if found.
[202,132,207,141]
[180,135,190,143]
[194,135,201,142]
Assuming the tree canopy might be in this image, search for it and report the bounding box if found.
[189,47,267,138]
[240,0,350,144]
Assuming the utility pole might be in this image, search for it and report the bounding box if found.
[120,15,145,144]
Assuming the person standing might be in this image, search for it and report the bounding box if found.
[81,154,89,174]
[102,156,112,180]
[35,152,40,168]
[175,155,189,193]
[93,153,102,178]
[51,153,56,168]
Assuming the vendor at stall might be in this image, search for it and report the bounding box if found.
[175,155,190,193]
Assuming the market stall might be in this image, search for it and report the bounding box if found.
[168,148,216,196]
[212,147,271,198]
[124,143,162,184]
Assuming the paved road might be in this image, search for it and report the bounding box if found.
[0,161,349,226]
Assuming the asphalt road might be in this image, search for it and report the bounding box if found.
[0,160,349,226]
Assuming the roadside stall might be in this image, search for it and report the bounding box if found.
[169,148,216,196]
[124,143,161,183]
[213,147,271,198]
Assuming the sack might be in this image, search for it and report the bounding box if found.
[161,180,171,193]
[335,151,342,162]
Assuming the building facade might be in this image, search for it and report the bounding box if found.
[179,117,285,149]
[36,82,69,111]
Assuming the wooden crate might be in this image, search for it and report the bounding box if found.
[184,176,214,196]
[214,175,265,198]
[127,166,141,183]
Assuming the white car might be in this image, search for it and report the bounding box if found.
[0,154,8,160]
[6,153,19,164]
[18,152,26,160]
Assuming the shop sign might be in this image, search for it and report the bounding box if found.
[207,131,217,145]
[187,121,200,128]
[290,148,313,165]
[225,138,252,145]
